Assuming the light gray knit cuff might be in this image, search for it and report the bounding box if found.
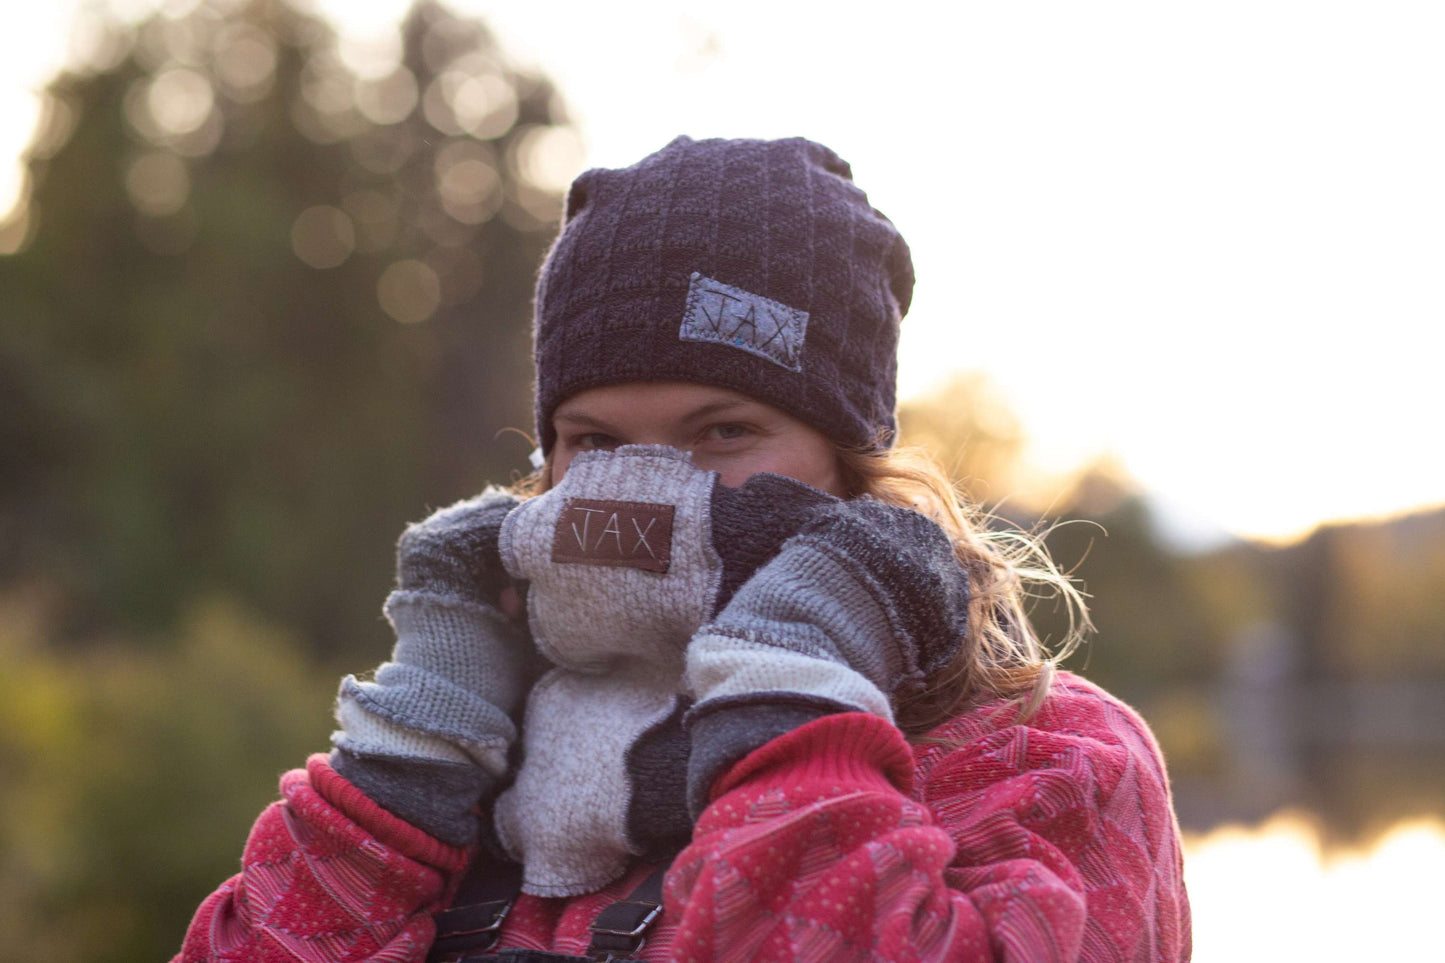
[684,624,894,721]
[707,537,905,693]
[338,664,517,771]
[384,590,531,718]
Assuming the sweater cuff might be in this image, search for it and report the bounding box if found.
[709,712,916,804]
[685,695,844,818]
[306,753,470,873]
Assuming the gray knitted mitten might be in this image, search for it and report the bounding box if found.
[493,446,834,896]
[684,498,971,816]
[331,489,536,846]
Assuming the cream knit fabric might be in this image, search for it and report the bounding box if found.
[496,447,724,896]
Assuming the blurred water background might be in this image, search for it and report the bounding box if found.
[1,2,1441,959]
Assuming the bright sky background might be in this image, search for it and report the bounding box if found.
[4,0,1444,547]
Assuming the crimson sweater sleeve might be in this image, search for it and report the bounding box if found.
[173,754,469,963]
[664,681,1191,962]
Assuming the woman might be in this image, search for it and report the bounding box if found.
[176,136,1190,961]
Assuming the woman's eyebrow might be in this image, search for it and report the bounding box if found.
[552,411,622,433]
[681,400,756,423]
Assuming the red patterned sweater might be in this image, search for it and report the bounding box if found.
[175,672,1190,961]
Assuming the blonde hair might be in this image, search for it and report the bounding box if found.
[834,445,1091,734]
[513,443,1090,737]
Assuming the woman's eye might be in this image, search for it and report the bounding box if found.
[575,433,619,450]
[705,423,750,442]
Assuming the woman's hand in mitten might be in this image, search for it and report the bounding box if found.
[498,444,838,672]
[331,488,537,846]
[684,498,971,815]
[492,445,838,895]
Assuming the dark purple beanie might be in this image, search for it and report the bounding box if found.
[532,136,914,454]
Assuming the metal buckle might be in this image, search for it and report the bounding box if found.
[590,900,663,939]
[427,898,513,962]
[445,898,511,937]
[587,900,662,960]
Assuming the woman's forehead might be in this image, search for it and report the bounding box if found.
[553,382,770,421]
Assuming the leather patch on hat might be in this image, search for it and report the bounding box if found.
[679,272,807,371]
[552,499,675,573]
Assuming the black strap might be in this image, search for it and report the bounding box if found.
[428,857,523,962]
[430,856,669,963]
[583,866,668,962]
[457,952,588,963]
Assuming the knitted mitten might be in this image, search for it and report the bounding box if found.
[684,498,971,815]
[493,445,834,896]
[331,489,537,846]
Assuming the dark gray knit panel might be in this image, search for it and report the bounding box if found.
[793,498,972,683]
[709,471,839,612]
[329,746,493,847]
[622,696,693,861]
[533,137,914,453]
[683,696,846,819]
[395,491,519,605]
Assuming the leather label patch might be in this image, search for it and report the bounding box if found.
[552,498,674,573]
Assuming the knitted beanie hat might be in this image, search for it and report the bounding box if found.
[532,136,914,454]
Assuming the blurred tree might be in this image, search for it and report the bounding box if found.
[900,379,1222,698]
[899,380,1234,779]
[0,586,335,961]
[0,0,576,656]
[1300,511,1445,678]
[1042,464,1221,691]
[1030,465,1229,782]
[897,372,1024,506]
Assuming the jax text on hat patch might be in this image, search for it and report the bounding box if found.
[679,272,807,372]
[552,498,675,573]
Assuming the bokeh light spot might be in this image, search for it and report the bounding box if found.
[435,140,500,225]
[338,29,404,80]
[453,72,517,140]
[377,259,441,323]
[65,15,132,74]
[290,204,355,269]
[214,23,277,103]
[123,78,164,142]
[154,11,209,67]
[424,70,516,140]
[28,93,79,160]
[147,66,215,136]
[348,125,416,174]
[354,68,418,126]
[515,125,585,194]
[125,151,190,217]
[300,51,355,116]
[421,74,462,136]
[168,109,224,158]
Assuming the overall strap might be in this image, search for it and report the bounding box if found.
[583,865,669,962]
[430,858,670,963]
[428,855,522,962]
